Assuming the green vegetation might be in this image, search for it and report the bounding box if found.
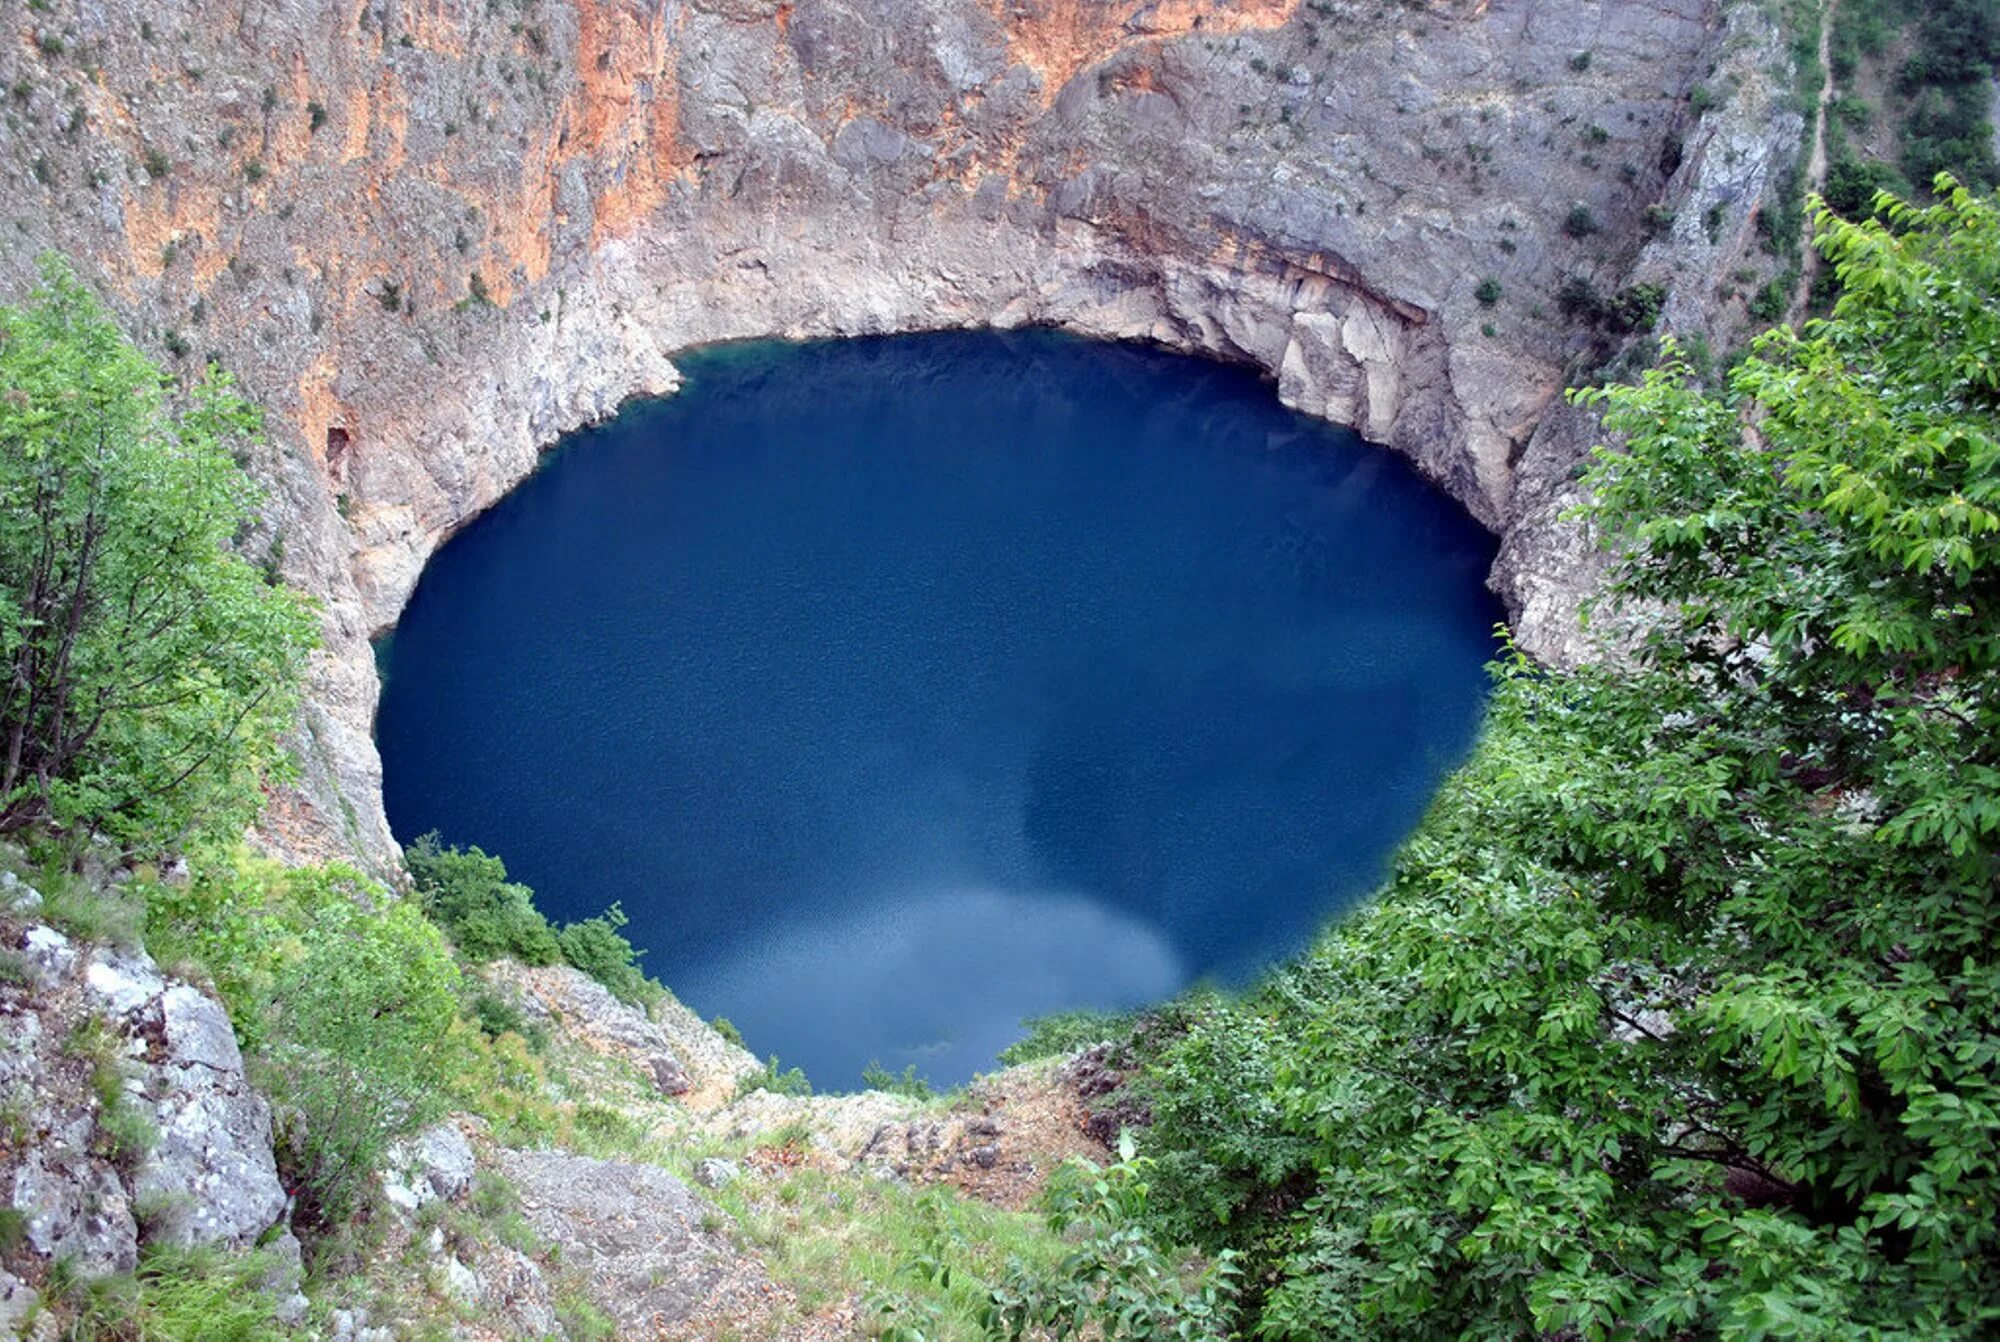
[46,1243,288,1340]
[1831,0,1998,202]
[1075,181,2000,1337]
[742,1055,813,1097]
[0,259,316,850]
[984,1134,1240,1342]
[65,1013,157,1171]
[997,1007,1130,1067]
[405,831,658,1003]
[261,899,460,1223]
[405,831,559,963]
[555,902,654,1004]
[862,1059,935,1098]
[1473,276,1501,306]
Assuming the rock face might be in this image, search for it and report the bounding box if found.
[381,1121,477,1213]
[493,1147,777,1335]
[489,961,759,1106]
[0,907,302,1301]
[0,0,1807,867]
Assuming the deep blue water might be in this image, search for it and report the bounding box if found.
[376,331,1502,1087]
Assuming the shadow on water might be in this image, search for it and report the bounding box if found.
[376,330,1503,1087]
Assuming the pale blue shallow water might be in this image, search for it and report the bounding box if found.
[376,331,1502,1087]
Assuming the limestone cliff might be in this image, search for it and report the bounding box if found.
[0,0,1803,864]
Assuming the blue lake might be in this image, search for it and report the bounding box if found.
[375,331,1502,1087]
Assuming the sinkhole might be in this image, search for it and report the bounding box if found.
[375,329,1503,1086]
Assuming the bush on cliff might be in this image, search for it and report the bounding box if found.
[260,898,461,1225]
[1110,180,2000,1337]
[0,257,315,850]
[405,831,658,1004]
[405,830,562,965]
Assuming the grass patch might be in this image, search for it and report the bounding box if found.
[707,1168,1072,1339]
[47,1244,285,1340]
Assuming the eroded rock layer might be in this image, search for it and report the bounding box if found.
[0,0,1800,863]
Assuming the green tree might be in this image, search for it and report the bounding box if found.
[1124,178,2000,1337]
[0,257,315,848]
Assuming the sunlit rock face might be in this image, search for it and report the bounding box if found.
[0,0,1801,864]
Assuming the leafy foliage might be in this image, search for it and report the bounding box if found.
[405,830,560,965]
[742,1055,813,1098]
[555,901,655,1006]
[405,832,658,1003]
[0,258,315,849]
[997,1008,1132,1067]
[259,898,460,1225]
[984,1132,1240,1342]
[1115,180,2000,1337]
[862,1059,936,1098]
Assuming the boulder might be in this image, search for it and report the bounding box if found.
[135,982,289,1248]
[383,1122,475,1212]
[18,927,73,980]
[493,1147,776,1334]
[15,1138,138,1277]
[692,1157,741,1189]
[0,871,41,915]
[648,1053,691,1097]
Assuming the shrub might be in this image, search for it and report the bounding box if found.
[861,1060,933,1099]
[1473,276,1502,306]
[1118,179,2000,1338]
[405,832,560,965]
[984,1133,1240,1341]
[997,1007,1130,1066]
[742,1055,811,1098]
[1555,273,1603,321]
[260,900,459,1225]
[1561,202,1600,237]
[1605,281,1666,333]
[554,901,654,1004]
[1748,274,1790,320]
[467,988,527,1039]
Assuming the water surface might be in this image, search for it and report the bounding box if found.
[377,331,1501,1085]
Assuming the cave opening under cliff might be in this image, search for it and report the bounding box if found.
[374,329,1502,1087]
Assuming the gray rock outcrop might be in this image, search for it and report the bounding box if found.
[382,1121,477,1213]
[492,1147,774,1334]
[1,919,299,1294]
[487,962,752,1104]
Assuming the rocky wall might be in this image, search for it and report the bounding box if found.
[0,0,1803,865]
